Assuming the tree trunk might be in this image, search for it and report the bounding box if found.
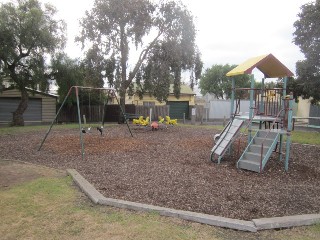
[118,86,126,123]
[12,89,29,126]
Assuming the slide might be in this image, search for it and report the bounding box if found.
[211,119,244,163]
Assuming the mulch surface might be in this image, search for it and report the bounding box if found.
[1,124,319,220]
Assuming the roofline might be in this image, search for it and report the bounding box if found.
[2,86,58,98]
[226,53,294,77]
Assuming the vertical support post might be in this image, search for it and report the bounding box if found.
[230,78,235,120]
[285,92,293,171]
[38,86,73,151]
[75,87,85,160]
[149,108,152,123]
[281,77,287,128]
[248,74,255,143]
[279,134,283,161]
[282,77,287,99]
[259,78,265,114]
[191,107,196,125]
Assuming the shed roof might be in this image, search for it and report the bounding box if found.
[226,54,294,78]
[1,86,58,98]
[169,84,195,95]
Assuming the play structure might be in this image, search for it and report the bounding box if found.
[38,86,133,159]
[210,54,294,173]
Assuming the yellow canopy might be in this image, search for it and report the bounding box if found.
[226,54,294,78]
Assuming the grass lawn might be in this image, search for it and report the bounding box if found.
[0,173,320,240]
[0,175,223,240]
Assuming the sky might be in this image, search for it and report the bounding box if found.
[1,0,312,79]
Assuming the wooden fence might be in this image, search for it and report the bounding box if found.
[56,104,169,123]
[135,105,169,120]
[191,105,204,122]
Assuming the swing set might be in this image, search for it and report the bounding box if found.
[38,86,133,159]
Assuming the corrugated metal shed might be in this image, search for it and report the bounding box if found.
[0,88,57,124]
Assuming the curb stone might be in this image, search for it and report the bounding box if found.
[67,168,320,232]
[67,169,105,204]
[253,214,320,230]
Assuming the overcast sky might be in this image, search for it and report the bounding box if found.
[1,0,312,78]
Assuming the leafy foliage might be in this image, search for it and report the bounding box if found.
[0,0,65,125]
[50,53,83,105]
[77,0,202,105]
[293,1,320,104]
[81,46,105,88]
[199,64,251,99]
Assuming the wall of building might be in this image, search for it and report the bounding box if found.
[0,89,57,123]
[126,94,195,106]
[296,97,311,122]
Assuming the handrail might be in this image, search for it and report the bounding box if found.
[259,108,286,172]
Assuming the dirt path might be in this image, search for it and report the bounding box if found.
[0,160,65,189]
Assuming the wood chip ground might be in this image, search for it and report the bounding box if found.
[1,125,319,220]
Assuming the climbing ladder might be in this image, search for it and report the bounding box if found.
[237,129,280,173]
[211,119,244,163]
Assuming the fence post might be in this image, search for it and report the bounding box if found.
[191,108,196,125]
[149,108,152,122]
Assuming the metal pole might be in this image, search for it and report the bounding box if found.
[150,108,152,123]
[248,74,255,143]
[38,86,73,151]
[230,78,235,121]
[259,78,265,114]
[76,87,85,160]
[285,92,293,171]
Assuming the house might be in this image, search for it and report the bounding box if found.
[0,87,57,125]
[125,84,195,119]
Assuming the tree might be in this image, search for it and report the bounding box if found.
[293,0,320,104]
[51,53,84,105]
[199,64,251,99]
[81,46,106,88]
[77,0,202,110]
[0,0,65,125]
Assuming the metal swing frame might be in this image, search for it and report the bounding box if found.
[38,86,133,160]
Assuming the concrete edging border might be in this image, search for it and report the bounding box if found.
[67,169,320,232]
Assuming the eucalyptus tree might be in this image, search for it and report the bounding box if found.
[199,64,250,99]
[0,0,65,125]
[51,53,83,105]
[293,0,320,104]
[77,0,202,109]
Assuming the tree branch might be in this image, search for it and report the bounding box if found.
[128,28,164,83]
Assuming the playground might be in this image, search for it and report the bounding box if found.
[1,54,319,224]
[1,124,320,221]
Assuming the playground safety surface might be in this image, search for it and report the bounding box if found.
[1,125,319,220]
